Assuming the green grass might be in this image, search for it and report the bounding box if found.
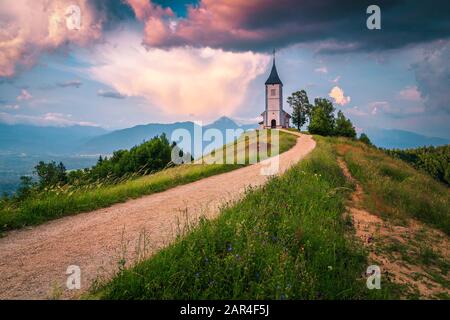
[333,138,450,235]
[0,130,296,233]
[90,136,396,300]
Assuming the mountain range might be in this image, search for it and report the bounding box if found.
[0,117,449,194]
[363,127,450,149]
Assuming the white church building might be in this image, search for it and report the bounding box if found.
[259,53,291,129]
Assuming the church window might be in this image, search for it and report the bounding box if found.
[271,89,276,96]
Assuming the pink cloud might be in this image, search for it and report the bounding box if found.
[82,31,269,121]
[0,0,104,77]
[398,86,422,101]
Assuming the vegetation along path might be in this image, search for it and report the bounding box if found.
[0,131,315,299]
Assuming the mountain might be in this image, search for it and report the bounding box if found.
[81,117,257,155]
[0,117,256,194]
[363,127,450,149]
[0,124,107,155]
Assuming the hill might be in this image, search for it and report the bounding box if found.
[81,117,258,156]
[384,145,450,186]
[364,127,450,149]
[92,134,449,300]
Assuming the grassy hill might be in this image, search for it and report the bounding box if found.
[0,130,296,233]
[90,133,449,300]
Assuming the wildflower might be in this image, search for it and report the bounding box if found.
[226,242,233,252]
[328,266,333,271]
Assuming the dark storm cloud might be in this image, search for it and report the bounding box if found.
[135,0,450,53]
[91,0,136,29]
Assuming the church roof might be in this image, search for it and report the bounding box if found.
[265,58,283,85]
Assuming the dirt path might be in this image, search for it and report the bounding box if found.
[338,158,450,299]
[0,131,315,299]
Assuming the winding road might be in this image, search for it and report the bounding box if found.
[0,131,315,299]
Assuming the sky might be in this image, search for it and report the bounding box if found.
[0,0,450,138]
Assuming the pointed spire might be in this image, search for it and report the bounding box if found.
[265,49,283,85]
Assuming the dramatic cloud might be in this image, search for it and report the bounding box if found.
[16,89,32,101]
[0,0,105,77]
[0,112,98,127]
[97,89,126,99]
[128,0,450,53]
[57,80,83,88]
[329,86,351,106]
[413,42,450,114]
[83,32,268,121]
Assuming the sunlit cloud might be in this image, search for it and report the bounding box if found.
[329,86,350,106]
[82,32,269,121]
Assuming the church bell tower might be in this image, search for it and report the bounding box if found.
[260,50,290,129]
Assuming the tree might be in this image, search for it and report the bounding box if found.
[334,110,356,138]
[17,176,34,199]
[287,90,312,130]
[308,98,335,136]
[34,161,67,188]
[359,133,373,146]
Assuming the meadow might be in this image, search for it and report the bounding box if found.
[91,136,397,299]
[0,130,296,233]
[334,138,450,235]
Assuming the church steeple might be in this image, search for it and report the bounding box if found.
[265,49,283,85]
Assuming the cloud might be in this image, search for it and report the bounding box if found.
[413,41,450,114]
[398,86,422,101]
[82,32,268,121]
[329,86,351,106]
[0,0,105,78]
[330,75,341,83]
[369,101,424,118]
[57,80,83,88]
[314,66,328,74]
[1,104,20,110]
[126,0,450,53]
[345,106,368,117]
[16,89,32,101]
[0,111,98,127]
[97,89,126,99]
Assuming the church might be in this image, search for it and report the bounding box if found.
[259,53,291,129]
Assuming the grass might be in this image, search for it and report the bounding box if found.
[333,138,450,235]
[0,130,296,233]
[90,136,396,300]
